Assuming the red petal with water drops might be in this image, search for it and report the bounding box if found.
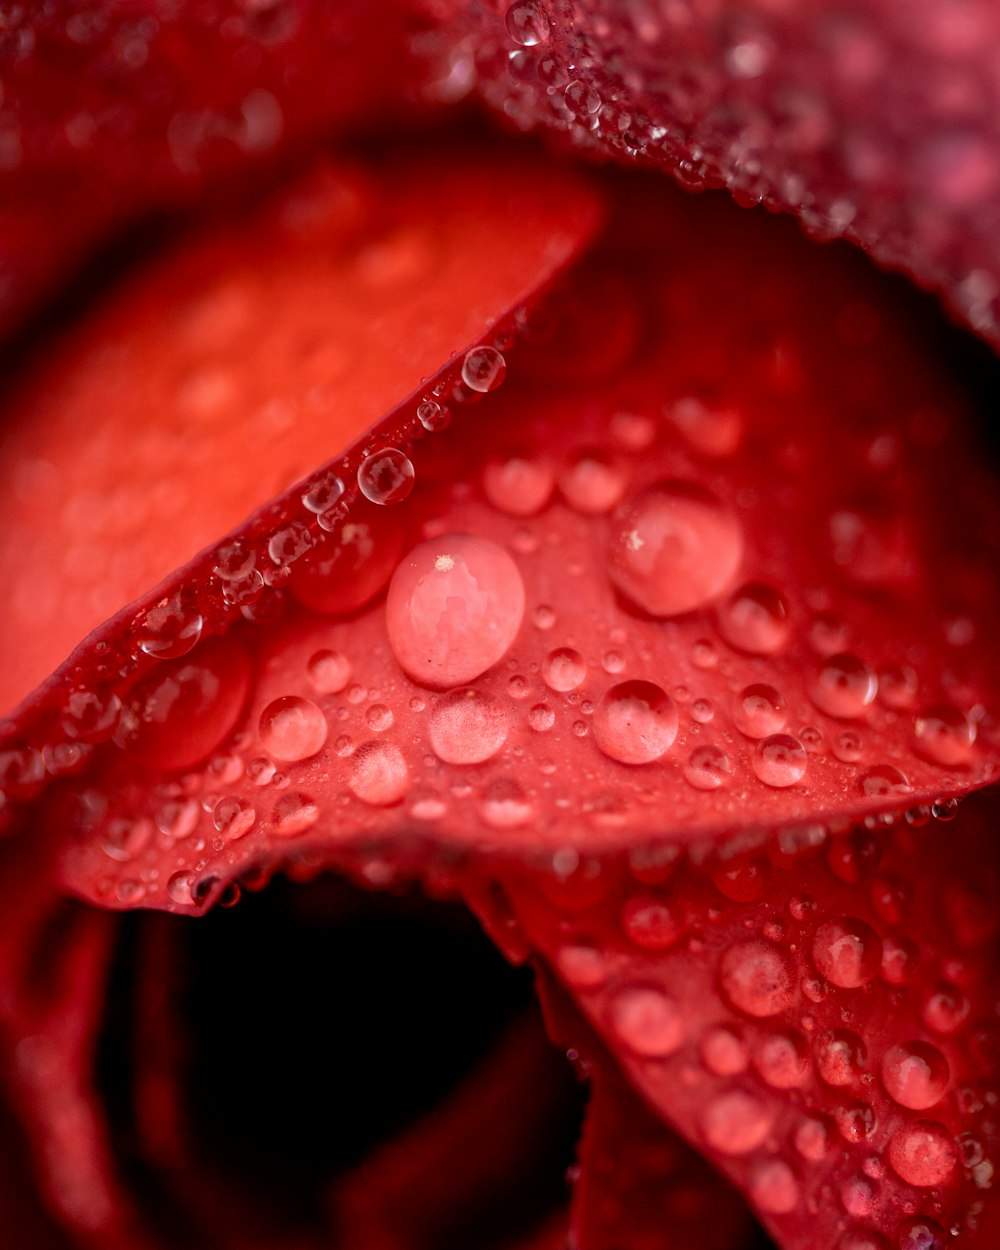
[444,0,1000,347]
[489,785,1000,1250]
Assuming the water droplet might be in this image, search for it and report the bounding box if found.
[301,471,344,514]
[386,535,525,687]
[133,594,203,659]
[101,816,153,862]
[504,0,551,46]
[620,895,682,949]
[718,583,790,655]
[881,935,919,985]
[813,918,882,988]
[461,345,506,392]
[593,680,678,764]
[528,703,555,732]
[259,696,328,762]
[213,796,256,840]
[482,453,554,516]
[700,1025,748,1075]
[858,764,912,797]
[609,985,684,1057]
[417,398,450,432]
[608,482,744,616]
[750,1160,799,1214]
[358,448,414,505]
[555,943,608,988]
[881,1042,949,1110]
[542,647,586,692]
[879,665,918,709]
[754,735,807,788]
[815,1030,866,1086]
[914,704,976,766]
[922,983,970,1034]
[887,1120,957,1187]
[719,940,795,1017]
[897,1217,946,1250]
[794,1116,830,1161]
[478,777,534,828]
[268,521,312,567]
[701,1090,774,1155]
[307,649,352,694]
[61,687,121,743]
[558,450,626,513]
[290,511,403,616]
[684,744,732,790]
[156,797,200,839]
[273,791,320,835]
[754,1029,809,1089]
[733,684,787,739]
[429,688,508,764]
[349,742,409,805]
[167,871,198,906]
[811,653,877,718]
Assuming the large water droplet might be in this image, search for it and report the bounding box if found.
[259,695,328,762]
[386,534,525,686]
[719,940,795,1017]
[913,704,976,766]
[504,0,551,46]
[887,1120,957,1187]
[609,985,684,1057]
[358,448,414,505]
[753,735,807,787]
[701,1090,774,1155]
[608,481,743,616]
[461,345,506,392]
[812,918,882,988]
[429,688,508,764]
[593,680,678,764]
[348,742,409,806]
[718,583,790,655]
[133,594,203,659]
[733,684,787,738]
[881,1042,950,1110]
[811,653,877,718]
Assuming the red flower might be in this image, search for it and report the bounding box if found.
[2,4,1000,1249]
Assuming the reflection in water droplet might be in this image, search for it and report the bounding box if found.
[213,797,256,840]
[461,345,506,392]
[733,684,787,739]
[881,1042,949,1110]
[505,0,551,47]
[701,1025,748,1075]
[754,734,807,787]
[358,448,414,505]
[478,777,534,828]
[134,595,203,659]
[608,481,744,616]
[858,764,911,797]
[429,688,508,764]
[593,680,678,764]
[386,534,525,686]
[815,1030,866,1086]
[542,647,586,692]
[684,744,731,790]
[259,695,328,762]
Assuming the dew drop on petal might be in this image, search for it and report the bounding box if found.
[815,1030,867,1086]
[609,985,684,1057]
[754,1029,810,1089]
[347,742,409,806]
[273,792,320,836]
[897,1217,946,1250]
[812,918,882,988]
[700,1025,748,1075]
[504,0,551,46]
[733,684,787,738]
[718,583,790,655]
[134,595,203,659]
[386,534,525,686]
[358,448,414,505]
[620,895,682,949]
[701,1090,774,1155]
[811,653,877,718]
[482,453,554,516]
[461,345,506,392]
[61,687,122,744]
[857,764,912,797]
[887,1121,957,1187]
[429,688,509,764]
[558,450,626,513]
[167,871,198,907]
[750,1160,799,1214]
[753,735,807,788]
[528,703,555,732]
[913,704,976,766]
[881,1042,950,1110]
[478,777,534,829]
[684,744,732,790]
[719,940,795,1017]
[259,695,328,762]
[593,680,678,764]
[542,647,586,692]
[307,649,352,694]
[608,481,744,616]
[213,796,256,840]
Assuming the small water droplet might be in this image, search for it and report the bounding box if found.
[542,647,586,692]
[133,594,203,659]
[213,796,256,839]
[482,453,554,516]
[429,688,508,763]
[914,704,976,765]
[750,1159,799,1214]
[754,1029,809,1089]
[302,471,344,514]
[167,871,198,906]
[813,918,882,988]
[719,940,795,1017]
[811,653,877,718]
[558,450,626,513]
[620,895,682,949]
[273,791,320,835]
[921,983,970,1034]
[700,1025,748,1075]
[417,398,450,432]
[718,583,790,655]
[815,1029,866,1085]
[478,776,534,828]
[461,345,506,393]
[529,703,555,732]
[387,535,525,687]
[858,764,912,797]
[358,448,414,505]
[887,1120,957,1187]
[61,687,121,743]
[897,1218,946,1250]
[259,695,328,762]
[701,1090,774,1155]
[307,649,352,694]
[102,817,153,862]
[684,744,732,790]
[593,680,678,764]
[881,1041,949,1110]
[608,481,744,616]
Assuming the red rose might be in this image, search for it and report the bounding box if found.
[2,5,1000,1250]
